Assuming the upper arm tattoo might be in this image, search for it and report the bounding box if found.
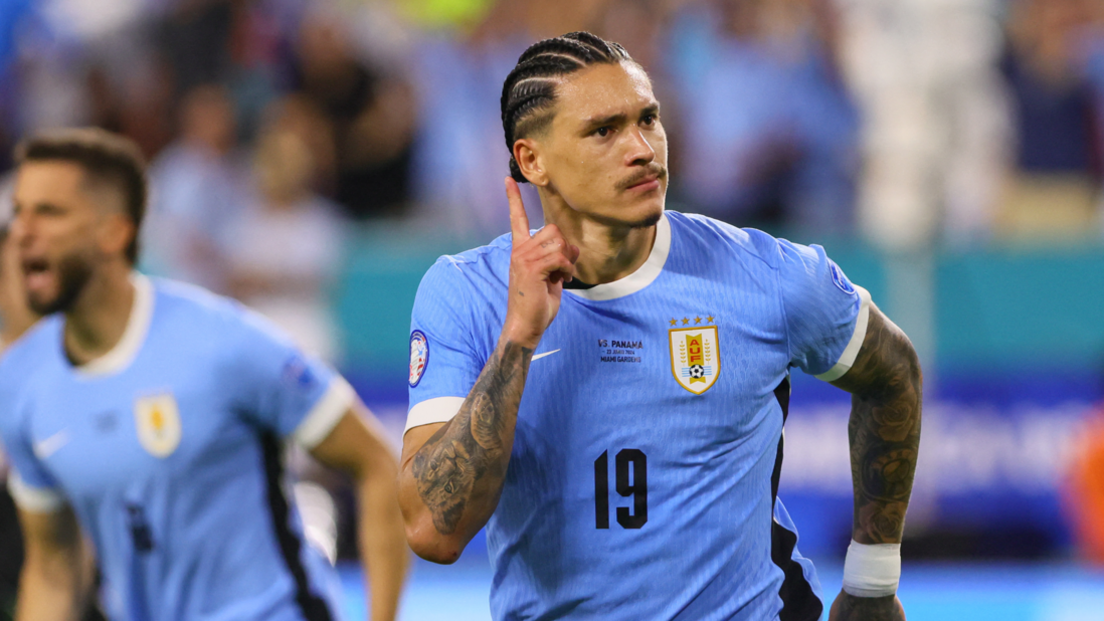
[831,304,922,544]
[410,341,532,535]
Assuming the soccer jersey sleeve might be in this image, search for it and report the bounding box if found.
[0,403,65,513]
[406,258,485,433]
[776,239,871,381]
[231,308,356,449]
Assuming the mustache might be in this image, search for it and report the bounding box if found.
[616,164,667,191]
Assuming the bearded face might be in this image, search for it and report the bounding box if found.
[12,161,117,317]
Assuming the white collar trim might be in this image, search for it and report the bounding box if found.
[565,212,671,301]
[75,273,154,377]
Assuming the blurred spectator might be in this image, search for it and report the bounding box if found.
[0,0,35,171]
[225,106,346,363]
[838,0,1011,250]
[997,0,1103,239]
[144,84,246,293]
[667,0,860,237]
[290,8,417,219]
[156,0,288,137]
[407,0,605,236]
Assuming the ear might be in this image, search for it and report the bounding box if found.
[98,212,136,260]
[513,139,548,187]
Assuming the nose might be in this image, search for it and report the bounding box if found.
[624,126,655,167]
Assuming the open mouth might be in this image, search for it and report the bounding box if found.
[21,258,51,289]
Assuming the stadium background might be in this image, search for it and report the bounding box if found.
[1,0,1104,619]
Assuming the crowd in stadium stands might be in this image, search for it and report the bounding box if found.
[0,0,1096,397]
[0,0,1099,255]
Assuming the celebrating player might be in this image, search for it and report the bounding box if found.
[398,32,920,620]
[0,128,408,621]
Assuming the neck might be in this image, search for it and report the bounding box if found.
[63,265,135,366]
[540,193,658,285]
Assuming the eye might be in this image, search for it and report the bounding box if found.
[595,126,611,138]
[641,114,657,126]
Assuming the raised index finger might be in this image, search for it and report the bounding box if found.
[505,177,530,244]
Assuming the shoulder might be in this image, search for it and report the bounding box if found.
[0,317,60,379]
[152,277,243,325]
[0,318,59,426]
[666,210,789,271]
[419,233,512,294]
[150,277,289,347]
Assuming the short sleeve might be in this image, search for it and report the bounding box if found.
[776,239,871,380]
[406,259,484,433]
[0,406,65,513]
[231,309,355,449]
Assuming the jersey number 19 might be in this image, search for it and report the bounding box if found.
[594,449,647,529]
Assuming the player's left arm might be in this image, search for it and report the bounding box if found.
[827,303,922,620]
[308,400,409,621]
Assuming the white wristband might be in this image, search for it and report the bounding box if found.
[842,540,901,597]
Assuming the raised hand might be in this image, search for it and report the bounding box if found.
[501,177,579,350]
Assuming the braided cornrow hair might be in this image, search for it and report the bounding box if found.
[500,31,634,183]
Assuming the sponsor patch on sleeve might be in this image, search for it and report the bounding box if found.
[409,330,429,387]
[829,260,856,294]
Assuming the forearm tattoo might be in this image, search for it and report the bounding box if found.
[833,307,923,544]
[411,341,532,535]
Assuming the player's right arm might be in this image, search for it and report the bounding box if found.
[15,505,92,621]
[398,179,578,564]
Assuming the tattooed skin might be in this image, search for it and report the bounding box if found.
[411,341,533,535]
[830,593,905,621]
[831,304,922,546]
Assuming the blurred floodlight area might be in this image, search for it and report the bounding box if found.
[1,0,1104,619]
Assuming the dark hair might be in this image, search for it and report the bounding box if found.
[15,128,148,264]
[500,31,634,183]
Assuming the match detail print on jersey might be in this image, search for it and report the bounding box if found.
[134,392,182,457]
[669,323,720,394]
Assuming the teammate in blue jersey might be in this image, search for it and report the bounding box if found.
[398,32,920,620]
[0,128,409,621]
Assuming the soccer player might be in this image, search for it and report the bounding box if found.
[398,32,920,621]
[0,128,408,621]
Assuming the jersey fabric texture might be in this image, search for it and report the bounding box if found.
[407,211,871,621]
[0,275,354,621]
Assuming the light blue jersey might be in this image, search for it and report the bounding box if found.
[407,211,870,621]
[0,275,355,621]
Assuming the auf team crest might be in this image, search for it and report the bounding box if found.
[134,392,182,458]
[668,323,720,395]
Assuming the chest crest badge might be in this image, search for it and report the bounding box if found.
[668,320,720,395]
[134,393,182,458]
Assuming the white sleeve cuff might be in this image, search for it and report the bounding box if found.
[8,470,64,513]
[293,377,356,449]
[404,396,465,434]
[815,286,872,382]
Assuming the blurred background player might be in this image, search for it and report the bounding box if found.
[398,32,919,620]
[0,128,408,621]
[0,216,57,621]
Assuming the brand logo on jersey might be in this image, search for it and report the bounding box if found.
[409,330,429,387]
[669,325,720,394]
[829,261,855,294]
[134,393,182,458]
[282,354,317,390]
